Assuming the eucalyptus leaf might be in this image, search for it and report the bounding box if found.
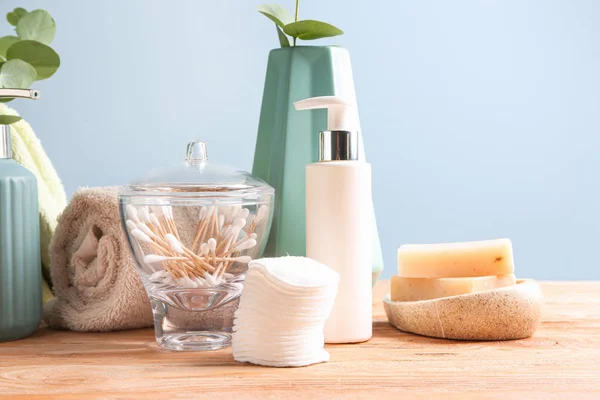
[257,4,294,28]
[15,8,28,17]
[276,25,290,47]
[6,40,60,80]
[0,61,6,98]
[6,8,28,27]
[283,20,344,40]
[16,10,56,45]
[0,59,36,88]
[6,13,19,26]
[0,61,12,102]
[0,36,19,59]
[0,115,22,124]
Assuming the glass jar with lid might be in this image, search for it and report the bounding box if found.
[119,140,274,351]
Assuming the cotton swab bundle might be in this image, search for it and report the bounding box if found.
[125,203,269,288]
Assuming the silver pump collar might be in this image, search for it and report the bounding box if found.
[319,130,359,161]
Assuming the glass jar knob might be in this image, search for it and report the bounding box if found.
[186,140,208,165]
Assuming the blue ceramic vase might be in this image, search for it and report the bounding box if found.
[0,125,41,342]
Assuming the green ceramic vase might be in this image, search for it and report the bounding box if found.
[252,46,384,285]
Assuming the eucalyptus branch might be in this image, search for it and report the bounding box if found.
[0,7,60,101]
[258,2,343,48]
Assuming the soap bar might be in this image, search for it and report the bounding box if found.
[390,274,516,302]
[397,238,514,278]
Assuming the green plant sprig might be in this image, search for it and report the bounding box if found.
[0,7,60,115]
[258,1,343,48]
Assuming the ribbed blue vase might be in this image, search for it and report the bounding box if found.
[0,154,41,342]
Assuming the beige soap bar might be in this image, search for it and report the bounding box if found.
[397,238,514,278]
[390,274,516,302]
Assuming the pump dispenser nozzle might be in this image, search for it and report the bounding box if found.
[294,95,360,161]
[293,95,358,132]
[0,89,40,159]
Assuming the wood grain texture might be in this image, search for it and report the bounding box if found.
[0,281,599,399]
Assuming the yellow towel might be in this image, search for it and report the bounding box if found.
[0,103,67,303]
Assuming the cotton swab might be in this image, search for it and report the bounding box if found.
[256,205,267,220]
[138,206,152,223]
[131,228,152,244]
[250,204,268,232]
[233,239,257,252]
[126,205,141,223]
[144,255,188,264]
[165,233,185,254]
[200,243,209,255]
[208,238,217,252]
[204,272,218,286]
[237,208,250,221]
[126,203,266,289]
[149,213,163,228]
[137,222,158,239]
[126,220,138,232]
[198,206,207,220]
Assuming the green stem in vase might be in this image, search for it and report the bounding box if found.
[294,0,299,46]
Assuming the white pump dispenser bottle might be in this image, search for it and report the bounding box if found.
[294,96,372,343]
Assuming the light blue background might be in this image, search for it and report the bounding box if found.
[3,1,599,280]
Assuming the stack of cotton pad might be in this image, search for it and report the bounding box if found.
[232,257,339,367]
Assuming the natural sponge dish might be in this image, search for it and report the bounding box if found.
[384,280,544,340]
[386,238,543,340]
[232,257,339,367]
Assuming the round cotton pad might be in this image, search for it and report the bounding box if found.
[232,257,339,368]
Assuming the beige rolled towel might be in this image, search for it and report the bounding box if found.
[44,187,152,331]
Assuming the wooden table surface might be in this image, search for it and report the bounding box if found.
[1,281,599,399]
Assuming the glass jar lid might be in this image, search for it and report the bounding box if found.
[120,140,274,199]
